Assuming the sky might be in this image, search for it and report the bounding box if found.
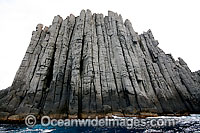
[0,0,200,90]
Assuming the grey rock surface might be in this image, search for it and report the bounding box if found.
[0,10,199,120]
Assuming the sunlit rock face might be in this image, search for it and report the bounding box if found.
[0,10,199,120]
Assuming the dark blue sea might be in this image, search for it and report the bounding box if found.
[0,114,199,133]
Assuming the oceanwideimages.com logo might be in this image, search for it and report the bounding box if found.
[25,115,178,129]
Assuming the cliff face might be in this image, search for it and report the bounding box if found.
[194,70,200,85]
[0,10,200,120]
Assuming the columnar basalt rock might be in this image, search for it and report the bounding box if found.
[0,10,200,120]
[194,70,200,85]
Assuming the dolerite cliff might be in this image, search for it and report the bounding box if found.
[0,10,200,121]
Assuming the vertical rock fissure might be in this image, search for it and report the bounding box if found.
[90,46,98,113]
[78,13,86,117]
[122,41,140,109]
[157,58,188,112]
[36,19,63,113]
[95,25,104,108]
[27,32,44,85]
[115,22,140,110]
[89,33,95,113]
[108,34,127,112]
[59,18,76,112]
[146,61,167,113]
[102,17,122,112]
[179,73,193,96]
[78,34,85,118]
[52,20,67,109]
[98,44,104,106]
[179,75,195,110]
[17,53,41,111]
[91,34,98,113]
[106,36,122,110]
[38,29,60,111]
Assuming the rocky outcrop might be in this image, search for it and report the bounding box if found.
[0,10,200,121]
[194,70,200,85]
[0,87,10,102]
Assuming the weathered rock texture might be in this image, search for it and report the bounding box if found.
[0,10,200,120]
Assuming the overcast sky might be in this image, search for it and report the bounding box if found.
[0,0,199,90]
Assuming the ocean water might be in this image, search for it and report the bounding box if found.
[0,114,200,133]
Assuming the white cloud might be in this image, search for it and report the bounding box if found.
[0,0,200,89]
